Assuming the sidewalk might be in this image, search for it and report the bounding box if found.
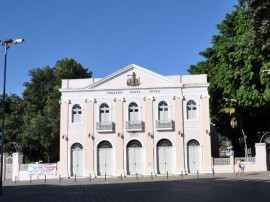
[1,171,270,202]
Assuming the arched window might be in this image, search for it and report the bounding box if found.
[127,140,142,148]
[98,141,113,148]
[99,103,110,123]
[186,100,197,120]
[158,101,169,121]
[128,102,139,122]
[157,139,173,147]
[72,104,82,123]
[187,139,200,146]
[71,143,83,150]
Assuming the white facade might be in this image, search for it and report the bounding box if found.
[58,64,212,177]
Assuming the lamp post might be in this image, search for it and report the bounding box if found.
[0,38,24,195]
[260,131,270,143]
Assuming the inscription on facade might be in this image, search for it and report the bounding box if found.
[130,90,140,94]
[150,89,160,93]
[107,91,123,94]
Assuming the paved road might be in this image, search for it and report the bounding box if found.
[1,172,270,202]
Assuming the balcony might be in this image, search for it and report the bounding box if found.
[155,120,173,130]
[125,121,144,131]
[96,122,114,132]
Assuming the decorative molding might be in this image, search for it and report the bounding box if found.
[173,95,183,100]
[143,96,155,101]
[127,72,141,86]
[200,94,210,99]
[114,97,126,102]
[85,98,96,103]
[59,99,71,104]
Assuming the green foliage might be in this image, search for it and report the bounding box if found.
[2,57,92,163]
[0,94,24,154]
[188,1,270,156]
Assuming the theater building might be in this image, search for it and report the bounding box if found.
[58,64,212,177]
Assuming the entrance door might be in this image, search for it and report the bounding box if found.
[97,141,113,176]
[157,139,173,174]
[71,143,83,177]
[187,140,201,173]
[127,140,143,175]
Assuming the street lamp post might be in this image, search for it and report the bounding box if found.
[260,131,270,143]
[0,38,24,195]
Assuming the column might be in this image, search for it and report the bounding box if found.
[255,143,267,171]
[144,96,155,175]
[58,99,70,177]
[12,152,23,181]
[85,98,96,175]
[201,94,212,173]
[173,95,185,174]
[114,98,125,176]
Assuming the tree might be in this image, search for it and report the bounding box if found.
[21,58,92,162]
[188,1,270,156]
[0,94,24,154]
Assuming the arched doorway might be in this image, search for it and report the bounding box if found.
[187,139,201,173]
[156,139,173,174]
[97,141,113,176]
[71,143,83,177]
[127,140,143,175]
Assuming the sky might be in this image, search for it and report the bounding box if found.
[0,0,238,96]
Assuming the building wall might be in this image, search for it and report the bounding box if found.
[58,64,212,177]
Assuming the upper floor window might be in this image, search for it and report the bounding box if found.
[99,103,110,122]
[158,101,169,121]
[186,100,197,120]
[129,102,139,122]
[72,104,82,123]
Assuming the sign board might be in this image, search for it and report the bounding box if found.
[28,163,57,176]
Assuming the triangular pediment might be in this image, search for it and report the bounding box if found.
[86,64,182,90]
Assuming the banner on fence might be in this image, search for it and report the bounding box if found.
[28,163,57,175]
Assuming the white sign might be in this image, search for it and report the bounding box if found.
[28,163,57,176]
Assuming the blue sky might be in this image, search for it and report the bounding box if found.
[0,0,238,96]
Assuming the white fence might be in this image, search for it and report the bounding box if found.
[213,144,266,174]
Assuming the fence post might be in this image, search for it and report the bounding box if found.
[59,174,61,183]
[212,168,215,178]
[45,175,47,183]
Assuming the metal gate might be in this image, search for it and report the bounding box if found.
[5,155,13,180]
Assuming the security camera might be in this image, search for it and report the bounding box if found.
[14,38,24,44]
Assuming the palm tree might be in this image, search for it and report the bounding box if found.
[219,98,248,157]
